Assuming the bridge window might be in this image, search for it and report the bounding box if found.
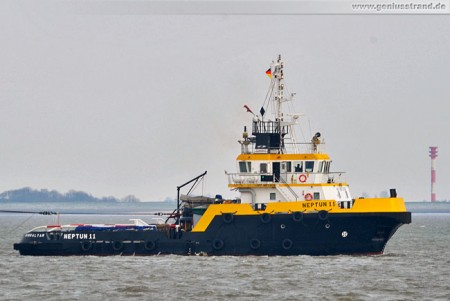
[281,161,292,172]
[239,161,251,173]
[293,161,303,172]
[260,163,268,173]
[318,161,324,173]
[305,161,314,172]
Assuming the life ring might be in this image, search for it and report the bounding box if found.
[304,193,313,201]
[299,174,307,183]
[144,241,156,251]
[282,239,293,250]
[318,210,329,221]
[260,213,271,224]
[81,241,92,252]
[250,239,261,250]
[222,213,234,224]
[212,239,224,250]
[112,241,124,251]
[292,211,303,222]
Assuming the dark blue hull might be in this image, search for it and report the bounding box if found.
[14,211,411,256]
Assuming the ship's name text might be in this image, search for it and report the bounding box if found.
[24,233,45,238]
[62,233,96,240]
[302,201,336,209]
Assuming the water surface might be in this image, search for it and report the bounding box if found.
[1,212,449,300]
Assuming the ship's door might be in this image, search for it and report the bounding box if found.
[280,161,288,183]
[273,162,280,183]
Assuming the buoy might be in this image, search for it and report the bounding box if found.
[299,174,307,183]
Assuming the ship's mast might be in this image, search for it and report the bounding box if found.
[273,55,284,121]
[243,55,302,155]
[267,55,299,153]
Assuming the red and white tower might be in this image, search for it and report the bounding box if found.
[429,146,438,202]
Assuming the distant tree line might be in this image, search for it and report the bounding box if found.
[0,187,140,203]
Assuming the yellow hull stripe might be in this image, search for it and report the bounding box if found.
[191,197,407,232]
[236,153,330,161]
[228,183,348,188]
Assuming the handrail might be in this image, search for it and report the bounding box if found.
[226,171,346,185]
[278,176,299,201]
[240,141,327,154]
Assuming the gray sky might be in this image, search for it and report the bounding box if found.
[1,1,449,202]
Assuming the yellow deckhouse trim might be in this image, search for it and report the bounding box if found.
[236,153,331,161]
[191,197,407,232]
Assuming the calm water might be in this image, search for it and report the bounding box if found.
[1,211,449,300]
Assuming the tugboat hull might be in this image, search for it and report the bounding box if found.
[14,211,411,256]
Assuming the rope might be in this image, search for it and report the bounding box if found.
[0,210,58,237]
[262,78,274,118]
[202,173,205,196]
[0,210,57,215]
[185,172,208,197]
[6,213,36,234]
[1,213,37,256]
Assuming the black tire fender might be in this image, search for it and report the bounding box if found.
[292,211,303,222]
[212,239,224,250]
[318,210,329,221]
[222,213,234,224]
[112,241,123,251]
[282,238,293,250]
[250,239,261,250]
[81,241,92,252]
[260,213,271,224]
[144,241,156,251]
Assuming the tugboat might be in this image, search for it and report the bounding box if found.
[14,56,411,256]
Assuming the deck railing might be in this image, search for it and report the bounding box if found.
[241,142,326,154]
[226,171,346,186]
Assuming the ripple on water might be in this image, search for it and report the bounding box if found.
[1,214,450,300]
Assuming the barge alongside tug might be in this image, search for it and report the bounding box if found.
[14,56,411,256]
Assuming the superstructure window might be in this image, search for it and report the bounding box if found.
[281,161,292,173]
[286,161,292,172]
[260,163,268,173]
[318,161,324,173]
[305,161,314,172]
[239,162,251,173]
[294,161,303,172]
[270,193,276,200]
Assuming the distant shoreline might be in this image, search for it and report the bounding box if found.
[1,201,449,214]
[405,202,450,214]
